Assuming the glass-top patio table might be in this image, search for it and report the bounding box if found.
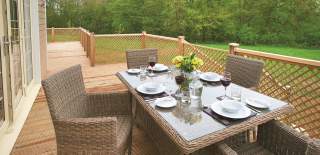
[116,71,293,154]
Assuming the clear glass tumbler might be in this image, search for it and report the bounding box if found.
[139,65,148,81]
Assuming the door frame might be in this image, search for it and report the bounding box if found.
[0,0,13,136]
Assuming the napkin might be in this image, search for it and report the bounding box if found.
[203,106,257,126]
[141,92,169,101]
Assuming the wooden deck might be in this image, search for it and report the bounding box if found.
[11,42,159,155]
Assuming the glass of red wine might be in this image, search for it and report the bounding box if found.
[148,56,156,77]
[175,74,185,97]
[220,72,231,99]
[175,75,185,85]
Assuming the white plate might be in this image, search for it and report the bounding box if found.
[221,100,242,113]
[127,68,141,74]
[153,64,168,72]
[246,98,269,109]
[199,72,221,82]
[155,96,177,108]
[136,82,165,95]
[211,101,251,119]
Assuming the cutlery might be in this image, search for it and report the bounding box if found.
[145,98,160,102]
[245,105,262,113]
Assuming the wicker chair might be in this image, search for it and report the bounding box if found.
[126,48,158,69]
[225,55,264,145]
[215,120,320,155]
[42,65,132,155]
[225,55,264,89]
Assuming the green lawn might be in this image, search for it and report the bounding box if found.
[200,43,320,61]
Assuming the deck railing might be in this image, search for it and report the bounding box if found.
[47,27,80,42]
[233,46,320,138]
[47,27,320,138]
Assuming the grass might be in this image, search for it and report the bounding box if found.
[47,34,80,42]
[95,37,141,64]
[95,37,179,64]
[200,43,320,61]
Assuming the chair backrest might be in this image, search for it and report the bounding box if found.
[225,55,264,88]
[126,48,158,69]
[42,65,87,120]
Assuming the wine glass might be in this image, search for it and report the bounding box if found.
[148,56,156,77]
[220,72,231,99]
[168,65,176,79]
[163,81,177,97]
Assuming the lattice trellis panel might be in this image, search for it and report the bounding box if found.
[47,28,80,42]
[95,35,142,64]
[184,43,228,74]
[236,51,320,138]
[145,35,179,65]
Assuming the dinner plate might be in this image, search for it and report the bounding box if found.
[199,72,221,82]
[246,98,269,109]
[210,101,251,119]
[136,82,166,95]
[155,96,177,108]
[127,68,141,74]
[153,64,169,72]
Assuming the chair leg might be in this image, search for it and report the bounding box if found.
[128,117,133,155]
[128,132,132,155]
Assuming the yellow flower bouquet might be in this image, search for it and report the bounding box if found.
[172,53,204,73]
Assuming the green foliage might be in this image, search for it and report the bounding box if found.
[47,0,320,48]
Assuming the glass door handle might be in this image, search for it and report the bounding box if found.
[1,36,10,56]
[3,41,10,45]
[1,36,10,45]
[0,36,10,46]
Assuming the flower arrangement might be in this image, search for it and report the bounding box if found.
[172,53,204,73]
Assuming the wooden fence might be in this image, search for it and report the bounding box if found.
[79,28,95,66]
[48,27,320,138]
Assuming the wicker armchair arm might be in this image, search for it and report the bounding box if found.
[213,142,238,155]
[55,117,118,154]
[258,120,311,154]
[306,139,320,155]
[87,91,132,117]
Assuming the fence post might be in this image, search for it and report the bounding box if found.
[178,36,185,55]
[229,43,239,55]
[80,28,82,46]
[85,32,88,53]
[90,33,96,67]
[86,32,90,57]
[51,27,55,42]
[141,31,146,48]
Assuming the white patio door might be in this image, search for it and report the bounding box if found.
[0,0,35,133]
